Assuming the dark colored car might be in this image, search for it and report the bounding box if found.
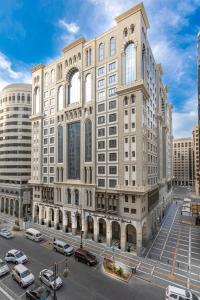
[26,285,53,300]
[74,248,98,266]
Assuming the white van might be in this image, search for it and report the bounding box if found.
[166,285,200,300]
[25,228,43,242]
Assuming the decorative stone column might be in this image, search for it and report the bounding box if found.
[54,208,59,230]
[120,222,126,251]
[46,207,51,227]
[63,210,68,232]
[93,217,98,242]
[106,220,112,247]
[136,225,142,256]
[81,210,87,239]
[71,211,77,235]
[8,199,11,215]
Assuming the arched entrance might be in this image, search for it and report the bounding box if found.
[126,224,137,252]
[10,199,14,216]
[58,210,63,230]
[142,222,147,247]
[111,221,121,248]
[49,208,54,227]
[66,211,72,232]
[5,198,9,214]
[98,218,106,243]
[34,205,39,223]
[87,216,94,239]
[15,200,19,217]
[76,213,81,234]
[1,198,4,213]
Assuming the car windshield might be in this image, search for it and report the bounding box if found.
[0,261,6,267]
[192,293,199,300]
[86,252,94,259]
[21,270,30,278]
[36,233,41,237]
[15,251,24,258]
[64,244,70,249]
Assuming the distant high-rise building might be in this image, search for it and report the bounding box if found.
[173,138,194,186]
[0,84,32,218]
[193,125,200,195]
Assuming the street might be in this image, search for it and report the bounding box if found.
[0,232,165,300]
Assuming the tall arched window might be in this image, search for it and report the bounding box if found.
[69,71,80,104]
[99,43,104,61]
[85,74,92,102]
[51,69,55,83]
[75,189,79,205]
[110,37,116,56]
[85,119,92,162]
[44,73,48,87]
[58,86,64,111]
[35,87,40,114]
[57,126,63,163]
[125,42,136,85]
[142,45,145,80]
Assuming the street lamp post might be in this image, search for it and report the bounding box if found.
[80,229,84,249]
[53,262,58,300]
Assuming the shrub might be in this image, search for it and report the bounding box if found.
[105,262,113,271]
[116,267,124,277]
[12,225,20,231]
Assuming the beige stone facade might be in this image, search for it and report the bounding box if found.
[193,125,200,195]
[30,3,173,254]
[0,84,32,218]
[173,138,194,186]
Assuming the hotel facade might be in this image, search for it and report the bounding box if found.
[30,3,173,254]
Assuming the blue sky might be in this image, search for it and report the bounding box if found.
[0,0,199,138]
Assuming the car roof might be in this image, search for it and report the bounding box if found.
[167,285,188,297]
[54,240,67,246]
[26,228,41,234]
[43,269,53,276]
[8,249,18,254]
[14,264,28,272]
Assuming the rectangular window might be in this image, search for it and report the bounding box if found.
[109,153,117,161]
[43,148,48,154]
[98,67,105,76]
[109,166,117,174]
[124,207,129,213]
[43,138,48,145]
[98,178,105,187]
[50,108,55,115]
[43,167,47,173]
[98,116,105,124]
[109,62,116,71]
[98,79,105,88]
[108,87,116,97]
[50,137,54,144]
[98,90,105,100]
[131,208,136,214]
[50,157,54,163]
[44,129,48,135]
[109,126,117,135]
[98,166,105,174]
[109,113,117,123]
[109,179,116,188]
[98,153,105,162]
[109,139,117,148]
[50,177,54,183]
[98,103,105,112]
[43,177,47,183]
[50,127,54,134]
[108,100,116,110]
[98,141,105,149]
[43,157,48,164]
[50,167,54,173]
[98,128,105,137]
[109,74,116,84]
[50,147,54,154]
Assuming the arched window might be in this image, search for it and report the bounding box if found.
[51,70,55,83]
[57,126,63,163]
[75,190,79,205]
[69,71,80,104]
[142,44,145,80]
[110,37,116,56]
[58,86,64,111]
[99,43,104,61]
[67,189,71,204]
[85,119,92,162]
[125,42,136,85]
[35,87,40,114]
[44,73,48,87]
[85,74,92,102]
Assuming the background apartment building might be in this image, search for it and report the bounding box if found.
[173,138,194,186]
[30,3,172,254]
[0,84,32,218]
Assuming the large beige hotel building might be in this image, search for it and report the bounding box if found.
[30,3,173,254]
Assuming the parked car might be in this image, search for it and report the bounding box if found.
[74,248,97,266]
[5,249,28,264]
[53,239,74,256]
[166,285,200,300]
[25,228,43,242]
[12,264,34,288]
[0,258,9,277]
[0,228,13,239]
[26,284,53,299]
[39,269,63,290]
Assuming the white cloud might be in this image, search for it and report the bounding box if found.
[58,20,79,34]
[0,52,31,91]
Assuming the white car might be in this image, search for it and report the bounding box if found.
[5,249,28,264]
[39,269,63,290]
[0,259,9,277]
[0,228,13,239]
[12,264,34,288]
[166,285,200,300]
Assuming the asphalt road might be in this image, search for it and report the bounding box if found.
[0,233,165,300]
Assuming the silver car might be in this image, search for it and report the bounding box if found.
[53,240,74,256]
[5,249,28,264]
[39,269,63,290]
[0,259,9,277]
[0,228,13,239]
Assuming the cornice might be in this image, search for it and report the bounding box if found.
[32,64,45,73]
[62,37,86,53]
[117,80,149,99]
